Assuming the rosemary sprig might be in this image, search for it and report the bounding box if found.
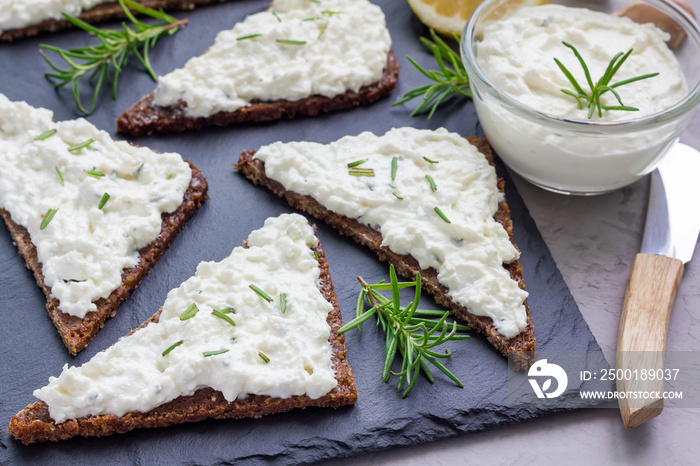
[40,208,59,230]
[394,29,471,119]
[162,340,183,356]
[68,139,95,152]
[39,0,187,115]
[338,265,469,397]
[35,129,57,141]
[179,303,199,320]
[250,284,273,302]
[98,193,110,209]
[554,42,659,119]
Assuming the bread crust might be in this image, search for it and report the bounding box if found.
[0,0,229,42]
[0,162,209,355]
[236,137,536,370]
[116,51,400,136]
[7,230,357,445]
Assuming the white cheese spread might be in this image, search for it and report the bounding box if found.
[0,94,191,318]
[471,5,688,193]
[153,0,392,117]
[34,213,338,424]
[476,5,686,121]
[0,0,109,33]
[254,128,529,338]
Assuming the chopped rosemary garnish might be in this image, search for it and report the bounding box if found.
[426,175,437,192]
[434,206,451,223]
[392,192,404,200]
[162,340,183,356]
[347,159,367,168]
[34,129,57,141]
[85,169,104,178]
[272,10,282,22]
[277,39,306,45]
[179,303,199,320]
[280,293,287,314]
[337,265,469,397]
[250,284,273,303]
[216,307,233,314]
[423,156,439,164]
[303,17,323,21]
[40,0,187,115]
[258,351,270,363]
[237,34,262,41]
[212,309,236,327]
[322,10,341,16]
[55,167,64,185]
[318,22,328,39]
[203,349,229,357]
[68,138,95,152]
[40,208,58,230]
[555,41,659,119]
[394,29,471,119]
[98,192,110,209]
[348,167,375,177]
[391,156,398,181]
[308,0,320,3]
[313,250,319,261]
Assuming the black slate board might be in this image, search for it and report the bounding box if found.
[0,0,606,463]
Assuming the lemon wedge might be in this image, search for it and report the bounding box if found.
[407,0,550,37]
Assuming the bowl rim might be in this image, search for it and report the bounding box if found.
[460,0,700,133]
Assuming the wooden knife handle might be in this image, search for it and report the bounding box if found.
[617,253,684,429]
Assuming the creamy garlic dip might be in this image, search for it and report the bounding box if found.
[254,128,529,338]
[0,0,109,33]
[470,4,688,193]
[476,4,686,121]
[35,214,337,424]
[0,94,191,318]
[153,0,392,117]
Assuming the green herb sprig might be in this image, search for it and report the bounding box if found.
[394,29,471,119]
[554,42,659,119]
[40,208,59,230]
[40,0,188,115]
[337,265,469,397]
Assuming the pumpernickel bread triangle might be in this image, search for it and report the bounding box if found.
[8,214,357,444]
[117,0,399,136]
[0,0,232,42]
[236,128,535,370]
[0,95,208,354]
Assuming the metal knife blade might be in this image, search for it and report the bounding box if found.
[641,142,700,263]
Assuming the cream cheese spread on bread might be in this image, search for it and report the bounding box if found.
[153,0,392,117]
[0,0,109,33]
[34,214,337,424]
[253,128,529,338]
[0,94,191,318]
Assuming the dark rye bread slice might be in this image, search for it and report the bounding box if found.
[116,50,400,136]
[236,137,535,371]
[8,228,357,444]
[0,162,208,355]
[0,0,230,42]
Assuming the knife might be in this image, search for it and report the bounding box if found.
[616,141,700,429]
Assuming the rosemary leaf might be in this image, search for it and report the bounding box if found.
[313,250,319,261]
[423,156,439,164]
[98,192,110,209]
[280,293,287,314]
[426,175,437,192]
[348,167,375,177]
[34,129,57,141]
[272,10,282,22]
[203,349,229,357]
[277,39,306,45]
[347,159,367,168]
[55,167,64,185]
[434,206,451,223]
[212,309,236,327]
[391,156,398,181]
[258,351,270,363]
[68,138,95,152]
[392,192,404,200]
[162,340,183,356]
[237,34,262,41]
[85,169,104,178]
[250,284,273,302]
[179,303,199,320]
[40,208,58,230]
[318,22,328,39]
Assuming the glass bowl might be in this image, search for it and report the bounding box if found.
[460,0,700,195]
